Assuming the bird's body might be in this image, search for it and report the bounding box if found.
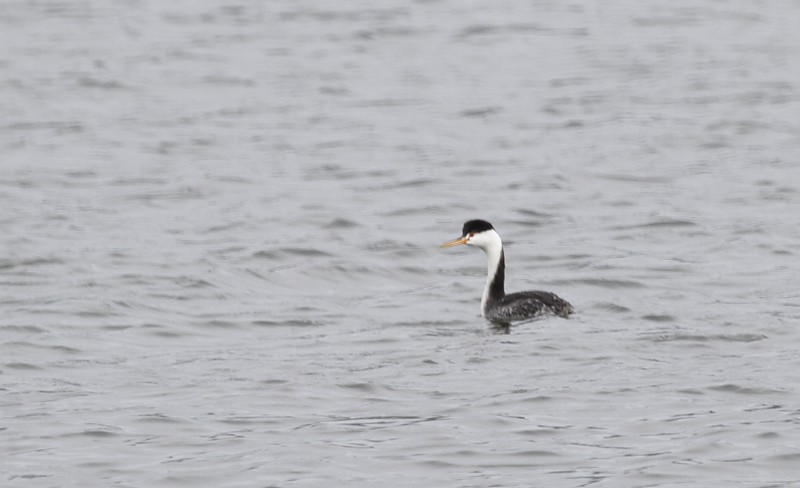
[441,219,573,323]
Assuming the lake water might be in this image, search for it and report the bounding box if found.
[3,1,800,486]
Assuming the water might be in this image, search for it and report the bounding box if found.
[3,1,800,486]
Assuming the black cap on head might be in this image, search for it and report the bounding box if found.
[462,219,494,237]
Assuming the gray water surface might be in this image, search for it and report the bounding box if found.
[3,1,800,487]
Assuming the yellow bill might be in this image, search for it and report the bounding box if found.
[440,236,468,248]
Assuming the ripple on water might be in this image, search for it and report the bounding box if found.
[279,247,333,257]
[648,333,768,343]
[612,218,697,230]
[0,325,47,334]
[194,319,241,329]
[0,257,66,270]
[136,413,190,424]
[1,341,83,356]
[5,362,43,370]
[707,384,784,395]
[251,319,323,327]
[507,219,545,228]
[553,278,645,289]
[325,218,360,228]
[296,415,444,431]
[769,452,800,462]
[641,314,675,322]
[594,302,632,313]
[64,429,120,439]
[139,323,187,338]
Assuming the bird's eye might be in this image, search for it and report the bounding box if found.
[469,232,474,237]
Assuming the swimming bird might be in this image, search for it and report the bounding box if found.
[441,219,573,323]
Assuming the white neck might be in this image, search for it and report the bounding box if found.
[478,230,504,315]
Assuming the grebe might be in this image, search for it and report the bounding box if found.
[441,219,573,323]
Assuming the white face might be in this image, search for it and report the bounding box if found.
[465,229,500,250]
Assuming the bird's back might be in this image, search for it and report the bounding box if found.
[486,290,573,323]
